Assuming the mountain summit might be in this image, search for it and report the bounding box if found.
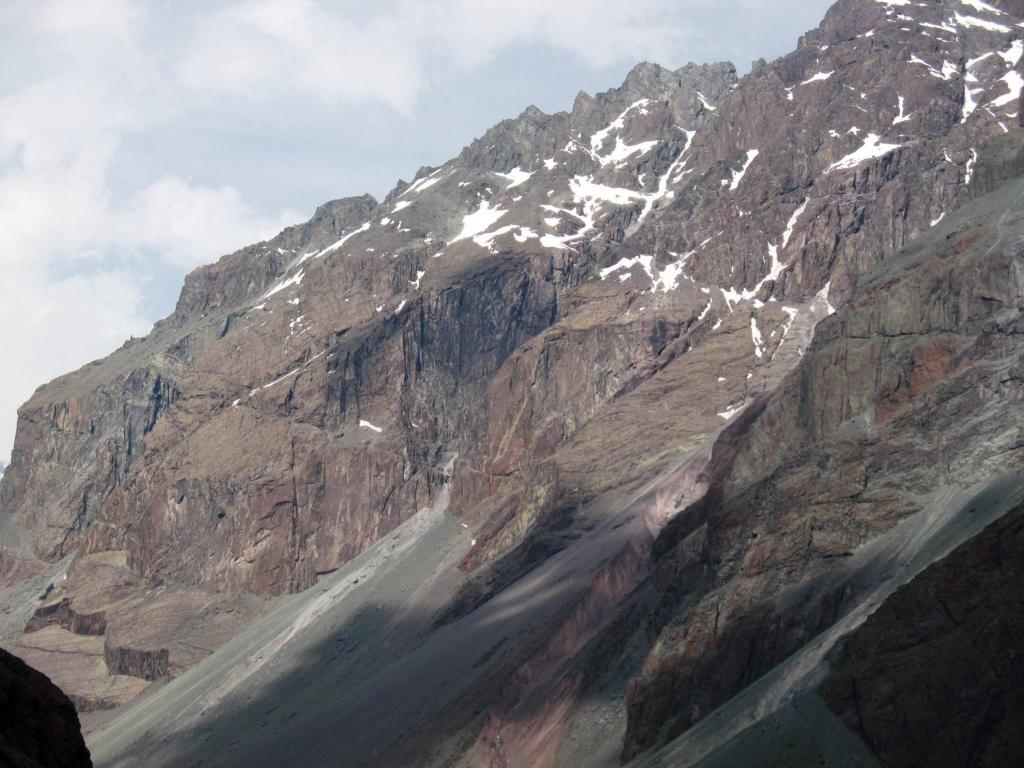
[2,1,1024,766]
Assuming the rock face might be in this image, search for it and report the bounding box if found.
[0,647,92,768]
[821,500,1024,768]
[2,0,1024,764]
[623,143,1024,761]
[8,551,265,715]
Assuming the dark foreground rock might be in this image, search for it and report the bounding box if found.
[0,647,91,768]
[821,500,1024,768]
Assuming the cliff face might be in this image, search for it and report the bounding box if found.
[2,0,1024,764]
[7,0,1018,598]
[624,146,1024,761]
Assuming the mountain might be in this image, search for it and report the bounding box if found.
[2,0,1024,765]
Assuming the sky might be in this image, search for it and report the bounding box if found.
[0,0,834,465]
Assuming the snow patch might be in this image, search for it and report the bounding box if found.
[965,148,978,184]
[451,200,508,243]
[306,221,371,262]
[826,133,900,173]
[921,20,959,34]
[750,316,765,358]
[249,351,326,396]
[262,269,305,300]
[963,84,982,121]
[908,55,958,81]
[600,254,653,281]
[652,258,688,292]
[636,128,697,225]
[960,0,1004,13]
[953,12,1010,32]
[892,96,912,125]
[598,137,659,166]
[695,90,717,111]
[800,70,834,86]
[495,167,533,187]
[992,70,1024,108]
[471,225,538,252]
[718,402,746,420]
[402,169,451,197]
[781,198,809,250]
[815,282,836,316]
[999,39,1024,66]
[359,419,383,433]
[590,99,650,154]
[599,253,690,293]
[724,149,760,191]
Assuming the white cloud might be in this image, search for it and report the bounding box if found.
[420,0,691,71]
[177,0,691,113]
[0,0,300,463]
[115,177,301,270]
[178,0,426,113]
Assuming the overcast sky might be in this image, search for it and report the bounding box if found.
[0,0,834,465]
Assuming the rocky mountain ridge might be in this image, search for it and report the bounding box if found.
[1,0,1024,764]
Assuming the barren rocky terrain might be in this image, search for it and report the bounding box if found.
[2,0,1024,765]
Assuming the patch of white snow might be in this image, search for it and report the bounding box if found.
[826,133,900,173]
[451,200,508,243]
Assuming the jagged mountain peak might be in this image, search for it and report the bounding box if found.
[623,60,737,100]
[164,0,1024,336]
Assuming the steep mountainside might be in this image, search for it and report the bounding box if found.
[821,497,1024,768]
[628,141,1024,765]
[2,0,1024,765]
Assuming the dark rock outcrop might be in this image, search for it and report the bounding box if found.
[24,599,106,636]
[102,641,169,683]
[0,647,91,768]
[821,500,1024,768]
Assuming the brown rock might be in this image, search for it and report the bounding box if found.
[623,140,1024,759]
